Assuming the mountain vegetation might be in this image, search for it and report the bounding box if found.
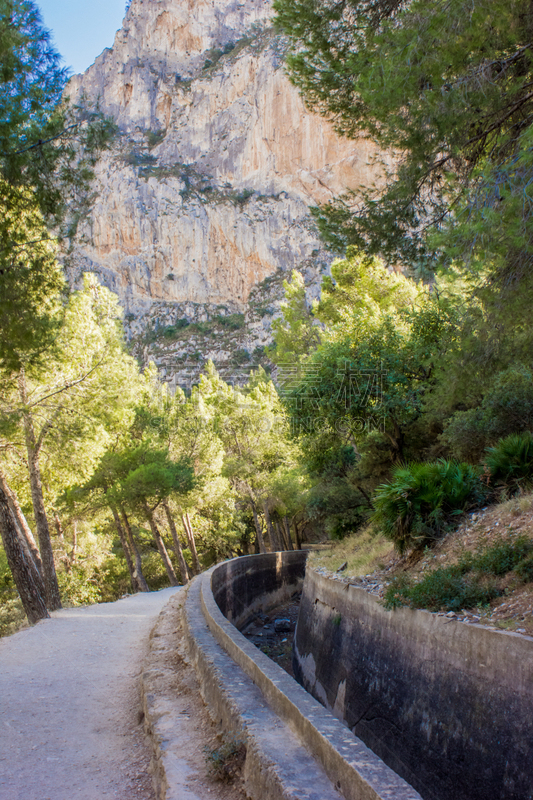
[2,0,533,630]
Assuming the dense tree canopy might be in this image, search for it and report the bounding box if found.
[0,180,64,371]
[0,0,115,231]
[274,0,533,273]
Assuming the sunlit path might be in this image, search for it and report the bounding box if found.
[0,588,181,800]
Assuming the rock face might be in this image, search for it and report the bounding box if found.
[67,0,386,382]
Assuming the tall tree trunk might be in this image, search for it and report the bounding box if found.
[293,519,302,550]
[283,516,294,551]
[144,502,178,586]
[53,511,65,544]
[7,504,47,601]
[263,502,280,551]
[276,520,289,551]
[53,511,70,572]
[110,506,139,592]
[70,520,78,565]
[19,372,61,610]
[0,471,43,578]
[121,509,149,592]
[162,501,189,584]
[180,513,196,575]
[251,500,267,554]
[183,512,201,574]
[0,485,49,624]
[185,513,201,574]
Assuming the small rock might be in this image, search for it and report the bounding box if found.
[517,628,526,633]
[446,611,456,618]
[274,618,292,633]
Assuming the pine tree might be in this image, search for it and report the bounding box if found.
[274,0,533,273]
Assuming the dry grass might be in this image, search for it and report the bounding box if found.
[309,492,533,636]
[308,523,394,576]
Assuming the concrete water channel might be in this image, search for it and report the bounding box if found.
[144,552,533,800]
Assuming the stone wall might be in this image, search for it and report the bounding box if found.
[293,568,533,800]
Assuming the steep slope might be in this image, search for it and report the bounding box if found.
[67,0,386,384]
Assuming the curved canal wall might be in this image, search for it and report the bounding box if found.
[293,567,533,800]
[183,552,423,800]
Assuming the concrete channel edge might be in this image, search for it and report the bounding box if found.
[142,556,423,800]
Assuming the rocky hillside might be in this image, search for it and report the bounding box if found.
[310,496,533,637]
[66,0,387,387]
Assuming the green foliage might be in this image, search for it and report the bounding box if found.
[0,1,116,231]
[57,562,108,606]
[204,735,246,783]
[0,179,64,372]
[373,460,486,553]
[231,348,251,366]
[280,253,456,467]
[202,47,224,70]
[473,536,533,576]
[485,433,533,492]
[384,569,500,612]
[120,451,196,509]
[515,554,533,582]
[78,443,196,514]
[147,313,245,343]
[137,549,173,591]
[442,368,533,461]
[217,313,245,330]
[274,0,533,270]
[304,442,370,539]
[0,546,25,636]
[162,318,189,336]
[384,536,533,610]
[270,270,319,365]
[125,149,157,168]
[315,247,420,329]
[146,128,166,149]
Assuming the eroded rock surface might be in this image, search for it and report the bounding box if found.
[67,0,387,380]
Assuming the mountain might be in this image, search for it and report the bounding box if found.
[67,0,386,388]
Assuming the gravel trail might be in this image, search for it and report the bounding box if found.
[0,588,181,800]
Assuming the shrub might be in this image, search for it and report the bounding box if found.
[384,536,533,611]
[231,348,251,366]
[216,313,245,330]
[384,568,500,612]
[0,549,26,637]
[124,149,157,168]
[473,535,533,575]
[373,459,486,553]
[485,432,533,491]
[204,735,246,782]
[516,554,533,581]
[443,367,533,461]
[146,129,166,149]
[161,319,189,338]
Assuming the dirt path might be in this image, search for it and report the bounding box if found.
[0,588,181,800]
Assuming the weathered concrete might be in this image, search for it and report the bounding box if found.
[182,569,342,800]
[202,554,422,800]
[294,568,533,800]
[211,550,307,628]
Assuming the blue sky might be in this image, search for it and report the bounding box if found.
[36,1,127,75]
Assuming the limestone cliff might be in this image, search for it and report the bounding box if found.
[67,0,386,384]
